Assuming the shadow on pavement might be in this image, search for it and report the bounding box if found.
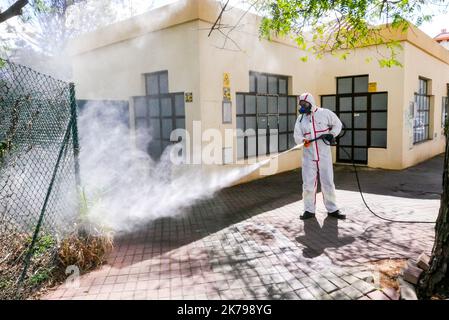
[295,217,355,258]
[333,154,443,200]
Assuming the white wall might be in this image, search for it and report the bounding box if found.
[402,41,448,167]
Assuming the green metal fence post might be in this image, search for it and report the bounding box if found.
[18,117,74,288]
[69,83,81,188]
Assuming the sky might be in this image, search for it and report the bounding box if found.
[419,13,449,37]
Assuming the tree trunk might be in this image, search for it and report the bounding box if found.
[418,125,449,299]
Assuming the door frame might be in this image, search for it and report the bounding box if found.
[321,91,388,165]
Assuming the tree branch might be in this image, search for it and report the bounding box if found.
[0,0,29,24]
[209,0,230,37]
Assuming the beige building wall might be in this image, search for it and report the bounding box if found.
[401,41,448,168]
[70,21,200,100]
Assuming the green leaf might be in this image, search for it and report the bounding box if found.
[255,0,435,68]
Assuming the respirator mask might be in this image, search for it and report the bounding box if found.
[299,100,312,115]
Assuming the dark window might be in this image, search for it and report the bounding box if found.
[279,78,287,95]
[135,71,185,160]
[249,73,256,93]
[413,78,430,144]
[337,75,368,94]
[237,71,296,160]
[134,93,185,160]
[257,74,268,94]
[322,75,387,165]
[250,71,289,95]
[354,76,369,93]
[145,71,169,95]
[337,77,352,94]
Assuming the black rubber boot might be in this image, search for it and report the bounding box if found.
[300,211,316,220]
[328,210,346,220]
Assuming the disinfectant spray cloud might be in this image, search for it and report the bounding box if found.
[77,101,268,234]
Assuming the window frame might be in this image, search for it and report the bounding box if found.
[237,72,296,160]
[321,92,388,164]
[321,75,388,165]
[248,71,289,95]
[413,78,431,144]
[144,70,169,95]
[133,84,185,160]
[336,74,369,95]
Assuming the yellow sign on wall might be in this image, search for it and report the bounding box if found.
[223,73,230,88]
[368,82,377,92]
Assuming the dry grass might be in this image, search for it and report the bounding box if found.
[0,226,114,300]
[1,233,30,299]
[368,258,407,290]
[57,228,113,271]
[0,233,57,299]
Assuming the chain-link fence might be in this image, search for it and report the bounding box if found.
[0,59,80,299]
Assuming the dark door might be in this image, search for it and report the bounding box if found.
[322,92,388,165]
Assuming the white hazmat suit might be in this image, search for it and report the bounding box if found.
[294,93,342,215]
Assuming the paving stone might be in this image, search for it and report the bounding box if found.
[314,278,339,293]
[295,288,316,300]
[330,290,351,300]
[326,276,350,289]
[353,270,374,281]
[367,290,390,300]
[382,287,400,300]
[280,292,297,300]
[351,279,376,295]
[340,286,364,300]
[307,285,334,300]
[298,276,317,288]
[342,275,359,285]
[289,279,305,291]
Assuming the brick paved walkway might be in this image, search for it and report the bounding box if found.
[44,155,443,300]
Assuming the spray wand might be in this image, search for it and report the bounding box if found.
[257,135,326,167]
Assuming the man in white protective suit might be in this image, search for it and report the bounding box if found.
[293,92,346,220]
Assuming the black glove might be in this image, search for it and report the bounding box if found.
[321,134,335,144]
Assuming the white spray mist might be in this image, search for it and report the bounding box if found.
[78,101,262,234]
